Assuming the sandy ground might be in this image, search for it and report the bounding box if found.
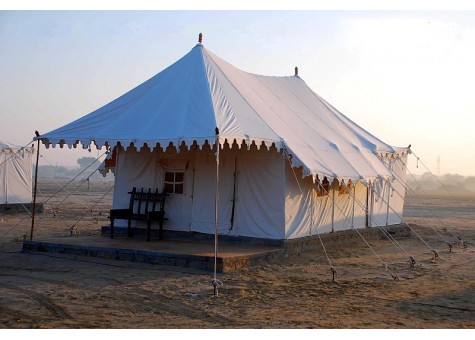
[0,179,474,329]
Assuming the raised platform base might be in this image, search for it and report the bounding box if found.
[22,225,410,273]
[0,203,43,214]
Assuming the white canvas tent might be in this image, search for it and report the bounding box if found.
[38,40,409,240]
[0,140,34,210]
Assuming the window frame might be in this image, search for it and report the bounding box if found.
[164,170,185,195]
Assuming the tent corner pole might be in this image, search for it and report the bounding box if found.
[213,127,220,296]
[365,182,370,228]
[331,187,335,233]
[30,133,41,241]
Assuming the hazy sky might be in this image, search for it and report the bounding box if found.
[1,10,474,176]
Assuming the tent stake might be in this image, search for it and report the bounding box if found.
[30,131,40,241]
[331,266,337,283]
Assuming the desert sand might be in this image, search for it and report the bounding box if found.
[0,179,474,328]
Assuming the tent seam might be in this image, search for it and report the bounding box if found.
[203,48,283,147]
[197,45,219,135]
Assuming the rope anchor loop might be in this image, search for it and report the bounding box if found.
[330,266,337,283]
[391,272,400,281]
[409,256,417,267]
[447,242,453,253]
[212,279,223,296]
[431,249,439,261]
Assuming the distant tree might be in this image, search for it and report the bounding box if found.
[464,176,475,192]
[36,156,113,180]
[77,157,97,169]
[36,165,55,178]
[441,173,465,184]
[415,172,438,191]
[37,165,76,179]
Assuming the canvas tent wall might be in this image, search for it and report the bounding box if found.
[38,40,409,240]
[284,154,408,238]
[107,143,407,240]
[0,141,34,210]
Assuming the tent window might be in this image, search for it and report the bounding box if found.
[317,177,330,197]
[339,179,353,195]
[164,171,184,194]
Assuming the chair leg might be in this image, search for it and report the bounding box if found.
[110,219,114,239]
[147,220,151,242]
[127,219,133,237]
[159,218,164,241]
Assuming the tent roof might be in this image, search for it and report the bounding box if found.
[0,141,11,150]
[0,140,33,153]
[1,140,17,150]
[38,43,408,182]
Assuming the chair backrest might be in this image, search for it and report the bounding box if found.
[160,188,167,211]
[128,187,167,215]
[136,188,145,214]
[151,188,159,212]
[144,188,152,215]
[128,187,137,211]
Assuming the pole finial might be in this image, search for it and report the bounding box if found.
[199,33,203,43]
[295,66,298,76]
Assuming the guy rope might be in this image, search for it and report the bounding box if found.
[393,157,466,249]
[283,144,337,283]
